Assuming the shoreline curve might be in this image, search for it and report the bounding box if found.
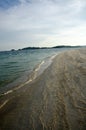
[0,48,86,130]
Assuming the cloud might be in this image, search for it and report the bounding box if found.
[0,0,86,50]
[0,0,20,9]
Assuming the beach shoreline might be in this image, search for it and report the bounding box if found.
[0,53,57,96]
[0,48,86,130]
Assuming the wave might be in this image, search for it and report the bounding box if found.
[0,54,57,96]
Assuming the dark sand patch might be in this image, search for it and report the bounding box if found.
[0,48,86,130]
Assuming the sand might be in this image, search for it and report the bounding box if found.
[0,48,86,130]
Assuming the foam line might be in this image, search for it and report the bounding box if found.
[0,99,9,109]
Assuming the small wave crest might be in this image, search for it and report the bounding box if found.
[0,54,57,96]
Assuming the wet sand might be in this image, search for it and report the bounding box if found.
[0,48,86,130]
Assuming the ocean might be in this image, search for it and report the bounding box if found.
[0,48,73,93]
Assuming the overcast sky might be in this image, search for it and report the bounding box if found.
[0,0,86,50]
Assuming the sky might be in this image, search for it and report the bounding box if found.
[0,0,86,51]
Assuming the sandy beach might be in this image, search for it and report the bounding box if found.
[0,48,86,130]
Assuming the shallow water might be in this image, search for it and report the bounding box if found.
[0,48,72,90]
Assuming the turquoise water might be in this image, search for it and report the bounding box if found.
[0,48,71,91]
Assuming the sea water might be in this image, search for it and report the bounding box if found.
[0,48,71,93]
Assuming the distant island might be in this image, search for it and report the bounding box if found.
[21,47,48,50]
[0,45,84,52]
[18,45,82,51]
[52,45,81,48]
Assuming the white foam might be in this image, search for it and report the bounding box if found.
[4,90,13,95]
[35,61,45,72]
[51,54,57,60]
[0,99,9,109]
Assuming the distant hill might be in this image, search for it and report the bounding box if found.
[21,47,40,50]
[20,45,81,50]
[0,45,85,52]
[52,45,81,48]
[19,47,49,50]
